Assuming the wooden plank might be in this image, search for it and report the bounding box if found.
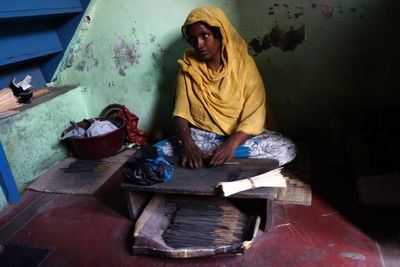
[133,193,168,243]
[125,191,151,221]
[259,199,274,232]
[122,157,278,199]
[28,149,136,195]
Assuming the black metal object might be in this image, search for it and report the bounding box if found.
[9,82,32,103]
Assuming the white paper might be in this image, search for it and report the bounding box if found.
[12,75,32,90]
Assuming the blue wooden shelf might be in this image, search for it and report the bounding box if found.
[0,0,82,19]
[0,22,63,66]
[0,0,90,89]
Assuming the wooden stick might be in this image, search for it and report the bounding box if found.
[0,89,22,114]
[0,88,13,96]
[0,96,19,105]
[216,167,287,197]
[224,161,239,165]
[0,97,22,107]
[32,88,51,99]
[0,95,22,113]
[0,89,14,99]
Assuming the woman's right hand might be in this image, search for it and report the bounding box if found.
[181,142,209,168]
[174,116,208,168]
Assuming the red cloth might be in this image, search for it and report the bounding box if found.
[118,105,150,145]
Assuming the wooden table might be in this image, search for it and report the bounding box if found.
[121,157,279,231]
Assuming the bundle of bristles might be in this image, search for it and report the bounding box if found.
[60,160,113,173]
[0,88,23,114]
[162,200,247,248]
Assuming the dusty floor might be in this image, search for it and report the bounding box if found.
[0,142,399,266]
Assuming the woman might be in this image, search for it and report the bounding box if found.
[155,6,296,168]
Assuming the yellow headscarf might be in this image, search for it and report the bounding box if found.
[173,6,275,135]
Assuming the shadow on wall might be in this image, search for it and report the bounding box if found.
[147,37,188,140]
[233,0,400,140]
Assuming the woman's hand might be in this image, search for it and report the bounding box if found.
[174,116,208,168]
[208,141,236,166]
[181,141,209,168]
[209,131,251,166]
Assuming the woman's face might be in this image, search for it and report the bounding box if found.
[187,22,221,63]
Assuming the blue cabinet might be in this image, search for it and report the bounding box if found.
[0,0,90,89]
[0,22,63,66]
[0,0,82,19]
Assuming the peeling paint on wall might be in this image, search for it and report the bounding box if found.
[294,6,304,19]
[150,41,167,68]
[113,37,141,76]
[75,42,99,71]
[349,5,368,19]
[84,15,91,23]
[151,52,158,61]
[311,0,317,9]
[268,4,304,20]
[321,5,334,18]
[249,25,305,54]
[157,43,166,53]
[58,39,81,72]
[266,1,366,20]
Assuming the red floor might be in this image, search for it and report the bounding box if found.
[0,174,383,266]
[3,139,399,266]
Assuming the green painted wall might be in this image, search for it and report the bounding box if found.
[1,0,399,210]
[55,0,399,137]
[236,0,399,137]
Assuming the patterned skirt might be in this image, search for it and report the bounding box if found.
[154,127,297,166]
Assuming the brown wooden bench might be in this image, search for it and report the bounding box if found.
[121,157,279,231]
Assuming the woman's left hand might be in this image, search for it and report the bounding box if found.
[209,131,251,166]
[208,142,236,166]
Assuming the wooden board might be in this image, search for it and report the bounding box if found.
[122,157,279,199]
[28,149,136,195]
